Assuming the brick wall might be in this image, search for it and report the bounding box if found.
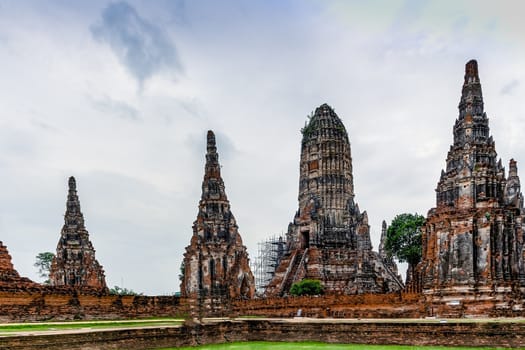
[0,289,523,322]
[232,293,423,318]
[0,291,185,322]
[1,319,524,349]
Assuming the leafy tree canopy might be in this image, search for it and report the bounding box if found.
[179,261,185,282]
[289,279,324,296]
[385,213,425,267]
[109,285,142,296]
[34,252,55,284]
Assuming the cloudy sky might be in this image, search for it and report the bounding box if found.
[1,0,524,295]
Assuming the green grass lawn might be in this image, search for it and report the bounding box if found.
[160,342,506,350]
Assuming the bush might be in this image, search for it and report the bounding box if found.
[289,279,323,296]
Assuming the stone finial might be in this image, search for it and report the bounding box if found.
[207,130,216,153]
[509,158,518,178]
[464,59,479,85]
[458,59,484,119]
[202,130,226,201]
[65,176,83,223]
[68,176,76,191]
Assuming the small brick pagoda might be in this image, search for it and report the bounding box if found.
[181,131,255,303]
[417,60,525,307]
[49,177,107,291]
[265,104,403,296]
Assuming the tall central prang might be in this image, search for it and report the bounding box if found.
[266,104,403,296]
[296,104,358,249]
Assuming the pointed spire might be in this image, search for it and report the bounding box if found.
[452,59,490,147]
[464,59,480,85]
[207,130,217,155]
[49,177,107,291]
[65,176,84,228]
[509,158,518,178]
[459,59,484,119]
[69,176,76,190]
[182,130,255,299]
[201,130,227,202]
[205,130,220,174]
[506,158,523,208]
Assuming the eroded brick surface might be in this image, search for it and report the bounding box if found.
[0,242,38,290]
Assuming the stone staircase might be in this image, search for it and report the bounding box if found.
[279,248,308,296]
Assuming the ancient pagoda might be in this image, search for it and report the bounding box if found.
[417,60,525,309]
[49,177,107,291]
[181,131,255,305]
[265,104,403,296]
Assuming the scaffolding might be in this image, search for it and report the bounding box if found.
[252,234,287,294]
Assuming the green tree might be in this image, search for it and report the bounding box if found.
[179,261,185,282]
[109,286,142,296]
[289,279,324,296]
[34,252,55,284]
[385,213,425,284]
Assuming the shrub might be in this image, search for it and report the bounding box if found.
[289,279,323,296]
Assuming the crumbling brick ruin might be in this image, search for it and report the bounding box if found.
[379,220,400,279]
[49,176,108,291]
[417,60,525,309]
[265,104,403,296]
[0,242,37,290]
[181,131,255,307]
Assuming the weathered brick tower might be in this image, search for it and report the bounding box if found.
[49,177,107,291]
[181,131,255,306]
[265,104,403,296]
[418,60,525,311]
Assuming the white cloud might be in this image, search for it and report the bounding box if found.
[91,1,182,86]
[500,80,520,96]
